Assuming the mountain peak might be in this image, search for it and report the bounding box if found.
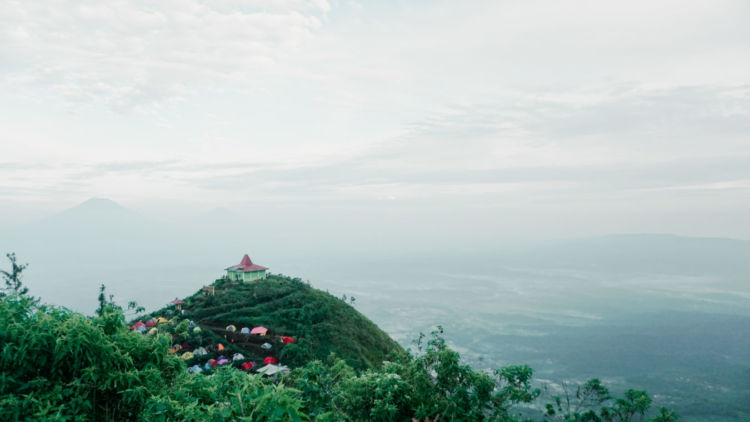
[76,197,125,210]
[36,197,146,229]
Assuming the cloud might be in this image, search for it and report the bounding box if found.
[0,0,329,111]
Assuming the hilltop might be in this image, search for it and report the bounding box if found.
[143,274,405,371]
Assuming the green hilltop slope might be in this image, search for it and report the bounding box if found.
[149,274,404,370]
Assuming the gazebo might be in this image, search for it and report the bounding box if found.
[225,254,268,282]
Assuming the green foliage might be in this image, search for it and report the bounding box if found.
[140,367,308,421]
[0,269,680,422]
[0,292,183,421]
[287,328,542,421]
[648,407,679,422]
[542,381,676,422]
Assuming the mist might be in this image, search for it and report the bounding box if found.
[3,0,750,419]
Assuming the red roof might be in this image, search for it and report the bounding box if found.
[226,254,268,272]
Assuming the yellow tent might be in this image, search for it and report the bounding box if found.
[181,352,195,360]
[155,317,169,324]
[147,327,158,335]
[226,324,237,332]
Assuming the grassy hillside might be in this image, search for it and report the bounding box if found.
[147,274,404,370]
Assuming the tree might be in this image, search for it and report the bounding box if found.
[648,407,679,422]
[543,382,669,422]
[0,288,183,420]
[97,283,107,316]
[609,389,652,422]
[0,252,28,296]
[544,378,611,420]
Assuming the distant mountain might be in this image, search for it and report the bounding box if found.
[31,197,152,236]
[1,198,180,271]
[514,233,750,279]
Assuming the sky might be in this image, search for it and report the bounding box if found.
[1,0,750,239]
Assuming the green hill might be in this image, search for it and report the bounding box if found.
[147,274,404,370]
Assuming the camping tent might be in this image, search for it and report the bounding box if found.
[147,327,158,335]
[188,364,203,374]
[280,336,295,344]
[131,321,145,330]
[145,319,156,328]
[250,326,268,335]
[155,317,169,324]
[217,356,229,365]
[181,352,194,360]
[136,325,147,333]
[241,361,255,371]
[217,343,225,351]
[193,326,201,333]
[240,327,251,334]
[232,353,245,361]
[263,356,278,365]
[261,343,272,350]
[189,320,196,327]
[226,324,237,332]
[193,347,208,356]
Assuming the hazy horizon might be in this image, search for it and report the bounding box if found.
[2,2,750,419]
[2,0,750,240]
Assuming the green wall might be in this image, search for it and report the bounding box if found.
[226,269,267,282]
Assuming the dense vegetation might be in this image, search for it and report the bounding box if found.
[0,254,679,421]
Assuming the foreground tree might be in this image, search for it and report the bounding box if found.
[543,380,678,422]
[0,292,183,420]
[0,271,679,421]
[288,327,542,421]
[0,252,28,296]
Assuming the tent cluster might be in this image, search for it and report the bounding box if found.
[129,316,172,334]
[225,325,272,336]
[222,324,296,346]
[132,315,295,378]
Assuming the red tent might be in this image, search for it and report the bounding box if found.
[241,361,255,371]
[171,299,185,305]
[209,359,218,367]
[131,321,145,330]
[264,356,278,365]
[145,320,156,327]
[280,336,295,344]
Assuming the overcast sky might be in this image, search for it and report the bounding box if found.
[2,0,749,239]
